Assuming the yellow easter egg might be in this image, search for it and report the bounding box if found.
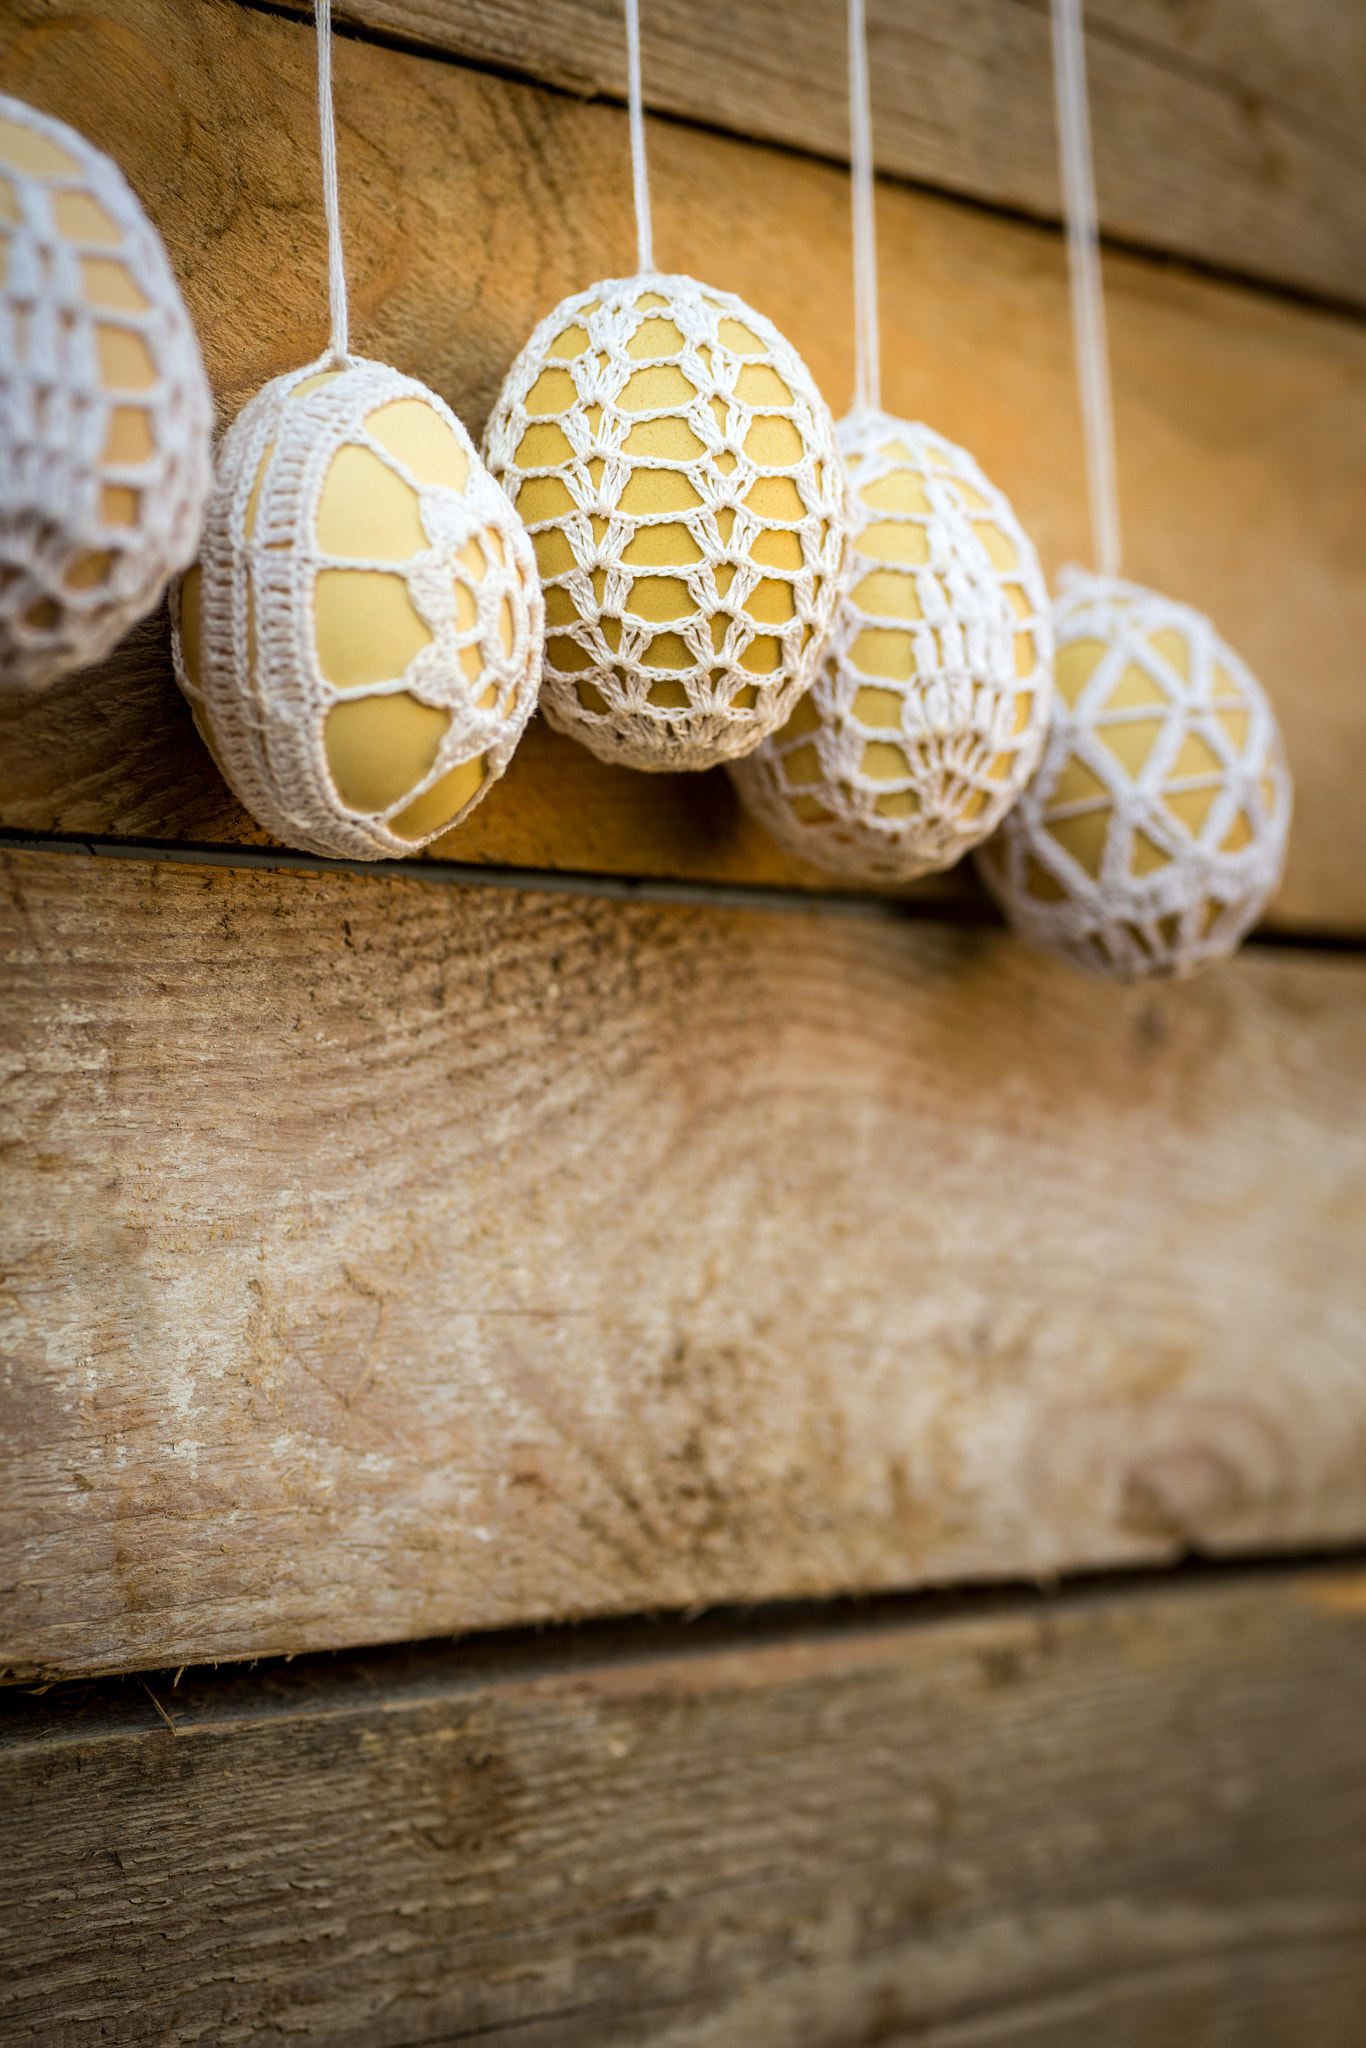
[174,358,543,860]
[977,571,1292,977]
[483,273,848,772]
[0,95,211,691]
[729,410,1052,882]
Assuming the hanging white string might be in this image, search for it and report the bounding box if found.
[847,0,880,414]
[1050,0,1120,578]
[623,0,655,274]
[314,0,350,363]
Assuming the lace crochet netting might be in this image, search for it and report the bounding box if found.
[729,410,1052,883]
[173,357,543,861]
[978,570,1292,979]
[0,96,211,692]
[483,273,848,772]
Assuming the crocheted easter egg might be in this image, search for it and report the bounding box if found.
[483,273,847,772]
[729,410,1052,883]
[0,96,212,692]
[174,358,543,861]
[977,571,1291,978]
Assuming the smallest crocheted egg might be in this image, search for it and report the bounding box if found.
[729,411,1051,882]
[174,359,543,861]
[483,274,847,772]
[0,96,212,692]
[977,571,1292,978]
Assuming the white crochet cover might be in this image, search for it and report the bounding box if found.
[0,96,212,692]
[978,570,1292,978]
[483,273,847,772]
[173,357,543,861]
[729,410,1052,883]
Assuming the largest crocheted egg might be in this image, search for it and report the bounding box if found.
[174,358,543,861]
[977,571,1291,978]
[729,410,1052,883]
[0,96,212,692]
[483,274,847,772]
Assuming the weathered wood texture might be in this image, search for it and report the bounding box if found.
[286,0,1366,313]
[3,1,1366,931]
[5,1567,1366,2044]
[2,850,1364,1680]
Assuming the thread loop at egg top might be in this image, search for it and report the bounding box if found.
[0,95,212,692]
[729,410,1052,884]
[174,356,543,861]
[483,273,848,773]
[978,569,1292,979]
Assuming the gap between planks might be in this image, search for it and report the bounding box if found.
[7,1545,1366,1716]
[2,828,1362,955]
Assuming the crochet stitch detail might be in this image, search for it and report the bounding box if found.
[174,357,543,861]
[0,95,211,692]
[978,570,1292,978]
[729,410,1052,883]
[484,273,848,773]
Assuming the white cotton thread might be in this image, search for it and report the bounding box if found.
[314,0,350,364]
[1051,0,1120,580]
[624,0,655,275]
[172,0,544,857]
[726,0,1053,881]
[0,95,213,692]
[975,1,1292,977]
[848,0,880,415]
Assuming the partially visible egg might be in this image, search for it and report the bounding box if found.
[174,358,543,860]
[978,570,1292,977]
[729,411,1052,882]
[483,273,848,772]
[0,95,212,691]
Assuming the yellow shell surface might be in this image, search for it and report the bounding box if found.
[483,273,848,772]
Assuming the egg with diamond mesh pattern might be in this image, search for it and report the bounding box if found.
[483,274,848,772]
[729,411,1052,882]
[174,358,543,861]
[0,96,212,691]
[977,571,1291,978]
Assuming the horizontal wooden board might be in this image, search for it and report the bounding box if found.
[2,850,1364,1680]
[3,1,1365,932]
[5,1566,1366,2042]
[284,0,1366,313]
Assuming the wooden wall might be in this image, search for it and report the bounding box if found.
[3,0,1365,1688]
[2,3,1366,2035]
[7,1567,1366,2043]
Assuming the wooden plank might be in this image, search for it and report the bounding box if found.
[278,0,1366,314]
[2,849,1363,1680]
[3,0,1365,931]
[5,1566,1366,2042]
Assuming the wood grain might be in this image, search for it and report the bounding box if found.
[2,0,1365,931]
[281,0,1366,313]
[2,849,1363,1680]
[5,1566,1366,2042]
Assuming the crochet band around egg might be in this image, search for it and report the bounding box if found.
[729,411,1052,883]
[174,359,544,861]
[0,96,212,692]
[978,572,1291,979]
[483,274,847,773]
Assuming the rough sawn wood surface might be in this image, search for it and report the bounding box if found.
[2,850,1364,1679]
[4,1567,1366,2043]
[282,0,1366,312]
